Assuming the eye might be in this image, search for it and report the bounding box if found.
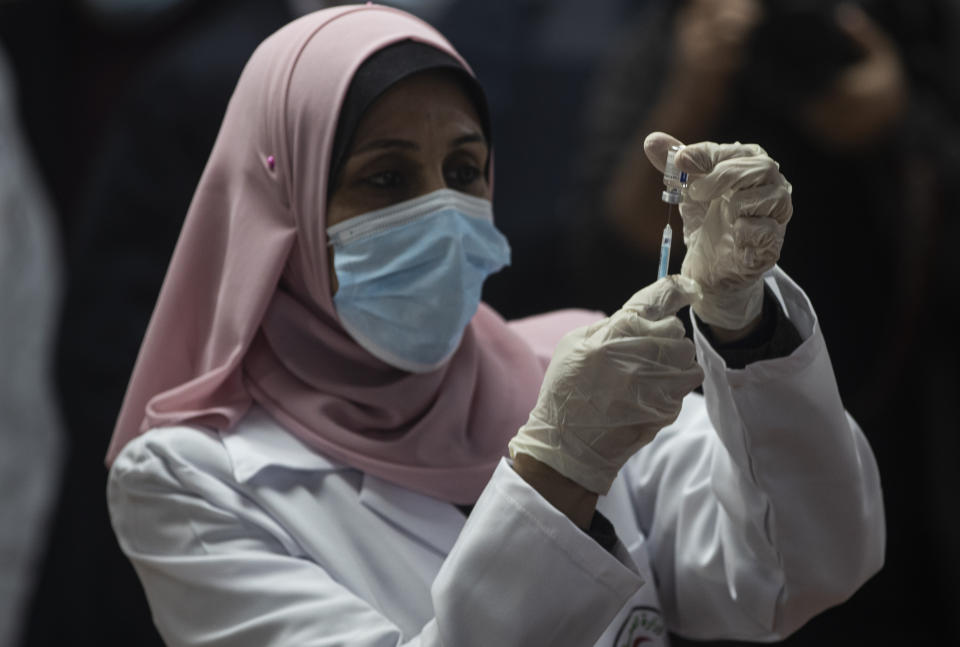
[445,163,482,188]
[364,170,404,189]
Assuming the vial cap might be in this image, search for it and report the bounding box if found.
[661,189,682,204]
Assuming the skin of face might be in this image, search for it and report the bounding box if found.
[326,70,490,294]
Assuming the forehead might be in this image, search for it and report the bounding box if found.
[350,71,485,143]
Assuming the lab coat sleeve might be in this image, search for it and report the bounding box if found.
[108,430,641,647]
[621,266,885,641]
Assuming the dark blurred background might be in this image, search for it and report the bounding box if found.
[0,0,956,644]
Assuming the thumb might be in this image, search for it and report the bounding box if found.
[643,131,685,173]
[622,275,702,321]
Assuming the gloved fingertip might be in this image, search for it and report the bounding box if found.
[660,275,703,318]
[673,143,714,175]
[691,363,706,388]
[644,131,684,173]
[625,275,702,320]
[670,274,703,302]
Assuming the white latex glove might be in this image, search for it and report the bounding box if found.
[508,276,705,495]
[645,132,793,330]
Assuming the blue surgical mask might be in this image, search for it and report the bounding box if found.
[327,189,511,373]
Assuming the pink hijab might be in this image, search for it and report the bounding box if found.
[105,5,571,504]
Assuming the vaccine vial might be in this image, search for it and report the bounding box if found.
[661,145,687,204]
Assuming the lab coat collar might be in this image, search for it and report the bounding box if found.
[221,406,465,555]
[358,472,465,556]
[220,405,349,482]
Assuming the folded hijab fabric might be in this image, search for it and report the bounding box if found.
[106,5,554,505]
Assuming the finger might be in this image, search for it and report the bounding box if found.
[632,359,705,409]
[643,131,685,173]
[729,184,793,225]
[601,335,698,371]
[621,275,702,321]
[732,217,785,275]
[670,361,705,404]
[686,155,783,202]
[674,140,767,175]
[678,201,708,240]
[835,3,893,58]
[604,309,687,342]
[665,360,705,399]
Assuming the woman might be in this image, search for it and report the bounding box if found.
[106,5,883,646]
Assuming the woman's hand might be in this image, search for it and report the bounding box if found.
[509,276,705,502]
[645,132,792,336]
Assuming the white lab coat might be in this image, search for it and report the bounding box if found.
[107,268,884,646]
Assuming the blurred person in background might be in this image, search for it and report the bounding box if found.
[570,0,960,643]
[0,43,64,647]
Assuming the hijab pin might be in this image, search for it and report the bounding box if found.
[266,155,276,171]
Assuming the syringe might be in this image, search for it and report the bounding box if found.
[657,145,687,279]
[658,221,673,279]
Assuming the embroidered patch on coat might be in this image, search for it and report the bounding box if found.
[612,606,665,646]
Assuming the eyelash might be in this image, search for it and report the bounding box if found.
[446,163,482,187]
[361,161,484,191]
[364,170,403,189]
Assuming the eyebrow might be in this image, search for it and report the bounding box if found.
[350,133,487,157]
[451,133,486,148]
